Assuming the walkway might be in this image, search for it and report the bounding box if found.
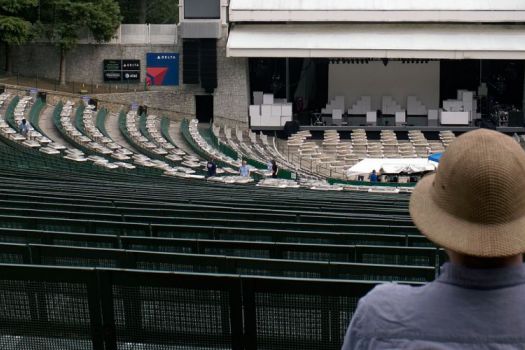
[38,104,74,148]
[169,120,199,157]
[104,112,140,153]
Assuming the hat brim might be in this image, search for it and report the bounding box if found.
[410,174,525,257]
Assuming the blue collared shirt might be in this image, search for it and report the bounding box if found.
[343,263,525,349]
[239,165,250,177]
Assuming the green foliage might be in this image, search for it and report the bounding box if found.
[38,0,122,52]
[88,0,122,42]
[0,0,37,13]
[146,0,179,24]
[0,0,37,45]
[119,0,179,24]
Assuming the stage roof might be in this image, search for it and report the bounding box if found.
[229,0,525,22]
[227,24,525,59]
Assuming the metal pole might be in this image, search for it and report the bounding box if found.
[523,66,525,117]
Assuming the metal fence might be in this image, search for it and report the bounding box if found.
[34,24,178,45]
[0,263,386,350]
[1,72,148,95]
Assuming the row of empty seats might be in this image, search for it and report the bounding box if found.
[0,153,434,349]
[281,128,455,179]
[0,91,421,193]
[214,122,321,180]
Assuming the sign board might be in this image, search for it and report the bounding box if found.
[103,71,122,82]
[103,60,121,71]
[122,71,140,81]
[146,53,179,86]
[122,60,140,71]
[103,59,140,83]
[28,87,38,100]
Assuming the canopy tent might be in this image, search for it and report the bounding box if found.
[347,158,438,176]
[428,153,443,163]
[227,24,525,59]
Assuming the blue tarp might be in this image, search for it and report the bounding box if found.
[428,153,443,163]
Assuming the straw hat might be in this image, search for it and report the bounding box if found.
[410,129,525,257]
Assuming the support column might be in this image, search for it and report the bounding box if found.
[522,62,525,118]
[286,58,290,102]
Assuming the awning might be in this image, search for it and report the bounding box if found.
[229,0,525,23]
[230,0,525,12]
[227,24,525,59]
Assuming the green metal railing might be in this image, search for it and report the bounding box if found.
[5,95,20,130]
[0,263,413,350]
[74,103,86,133]
[28,98,45,133]
[95,109,110,138]
[327,177,417,187]
[205,125,295,180]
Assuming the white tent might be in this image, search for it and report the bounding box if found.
[347,158,437,176]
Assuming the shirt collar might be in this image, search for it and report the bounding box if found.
[438,262,525,289]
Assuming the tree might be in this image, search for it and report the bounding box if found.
[146,0,179,24]
[138,0,146,24]
[119,0,179,24]
[39,0,121,85]
[0,0,38,73]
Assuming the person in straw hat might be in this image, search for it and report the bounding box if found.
[342,129,525,349]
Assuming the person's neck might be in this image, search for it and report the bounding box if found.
[448,251,523,269]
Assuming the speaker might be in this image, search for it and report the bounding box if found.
[480,119,497,130]
[183,39,200,84]
[284,120,300,137]
[200,39,217,93]
[138,105,148,116]
[37,91,47,103]
[509,112,524,127]
[88,98,98,110]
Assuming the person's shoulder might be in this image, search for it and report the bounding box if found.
[364,282,420,303]
[357,283,423,320]
[344,282,425,342]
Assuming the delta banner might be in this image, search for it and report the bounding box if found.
[146,53,180,86]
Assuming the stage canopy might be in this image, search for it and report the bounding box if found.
[227,24,525,59]
[229,0,525,23]
[347,158,438,177]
